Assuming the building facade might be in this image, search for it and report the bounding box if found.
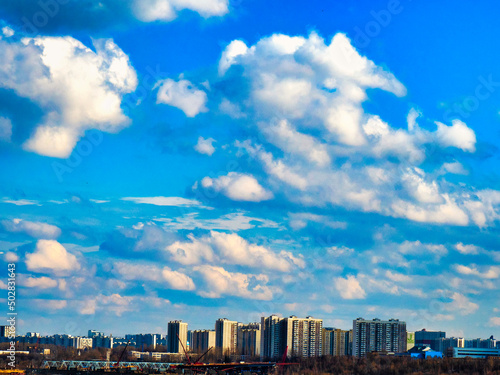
[260,315,282,359]
[191,330,215,353]
[238,323,261,357]
[215,318,238,355]
[323,328,352,356]
[167,320,188,354]
[352,318,406,357]
[415,329,446,351]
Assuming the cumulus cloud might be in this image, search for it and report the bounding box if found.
[194,265,273,300]
[165,231,303,271]
[25,240,80,273]
[455,264,500,279]
[261,119,330,166]
[455,243,480,255]
[113,261,195,290]
[435,120,476,152]
[219,32,405,145]
[132,0,229,22]
[4,252,19,262]
[162,267,195,291]
[0,35,137,157]
[156,78,208,117]
[210,32,498,227]
[2,218,61,239]
[200,172,273,202]
[334,275,366,299]
[194,136,216,156]
[21,276,58,289]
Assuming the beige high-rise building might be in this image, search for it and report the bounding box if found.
[281,316,323,358]
[215,318,238,355]
[323,328,351,356]
[192,330,215,353]
[168,320,188,354]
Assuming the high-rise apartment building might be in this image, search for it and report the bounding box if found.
[261,315,282,359]
[238,323,261,357]
[167,320,188,354]
[215,318,238,355]
[192,330,215,353]
[282,316,323,358]
[352,318,406,357]
[260,315,323,359]
[323,328,351,356]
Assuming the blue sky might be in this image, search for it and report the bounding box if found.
[0,0,500,339]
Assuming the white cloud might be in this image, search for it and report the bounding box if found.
[401,168,442,204]
[261,119,331,166]
[2,198,40,206]
[2,218,61,239]
[209,231,305,271]
[385,270,411,283]
[22,276,58,289]
[1,26,14,38]
[0,117,12,142]
[132,0,228,22]
[218,40,249,75]
[4,252,19,262]
[25,240,80,273]
[194,136,216,156]
[219,32,405,146]
[455,264,500,279]
[113,260,195,291]
[162,267,195,291]
[155,211,279,231]
[213,32,496,227]
[407,107,420,132]
[122,196,201,206]
[166,234,215,265]
[445,292,479,315]
[441,161,468,175]
[165,231,303,271]
[201,172,273,202]
[334,275,366,299]
[435,120,476,152]
[455,243,480,255]
[398,241,448,258]
[194,265,273,300]
[0,36,137,158]
[156,78,207,117]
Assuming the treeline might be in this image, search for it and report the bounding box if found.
[283,355,500,375]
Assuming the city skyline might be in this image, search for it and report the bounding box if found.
[0,0,500,340]
[4,315,499,359]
